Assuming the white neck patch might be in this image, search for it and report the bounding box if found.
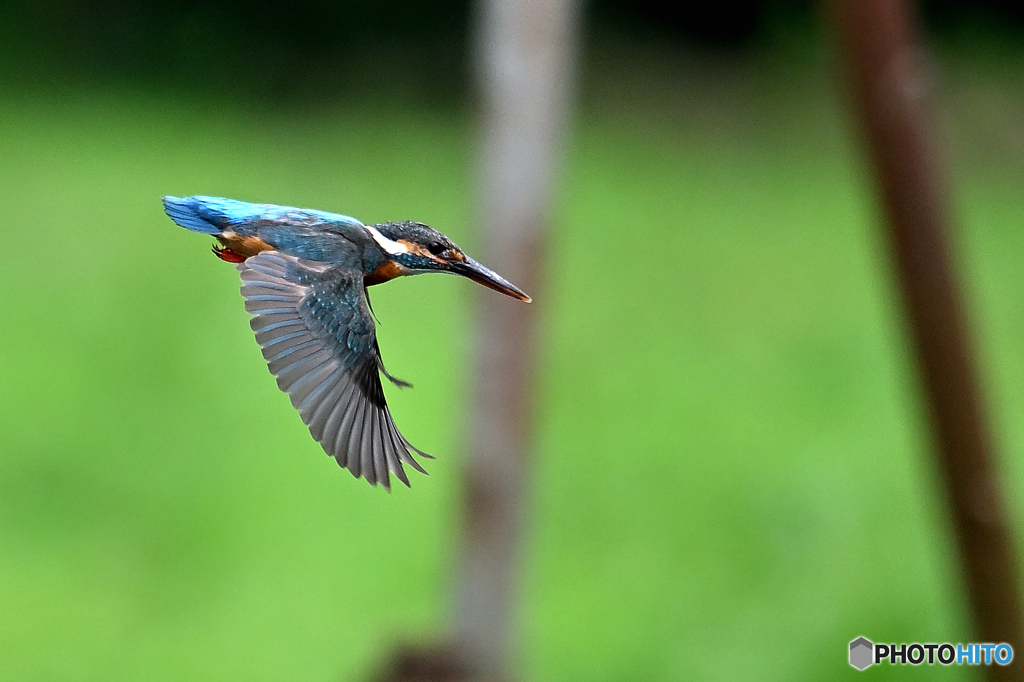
[365,225,410,255]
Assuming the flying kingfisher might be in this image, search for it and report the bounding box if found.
[163,195,530,491]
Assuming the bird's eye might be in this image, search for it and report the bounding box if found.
[427,242,447,256]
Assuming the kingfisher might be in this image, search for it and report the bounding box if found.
[163,195,530,491]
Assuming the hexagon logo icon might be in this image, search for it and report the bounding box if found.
[850,637,874,670]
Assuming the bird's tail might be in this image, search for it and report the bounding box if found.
[163,196,222,234]
[162,195,269,235]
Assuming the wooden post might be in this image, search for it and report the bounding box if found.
[827,0,1023,673]
[453,0,580,679]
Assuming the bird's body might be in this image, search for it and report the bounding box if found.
[163,195,530,491]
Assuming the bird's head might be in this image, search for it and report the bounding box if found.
[366,221,531,302]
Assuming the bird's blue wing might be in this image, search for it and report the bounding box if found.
[236,251,429,490]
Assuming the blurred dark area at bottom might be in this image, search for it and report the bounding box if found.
[372,645,471,682]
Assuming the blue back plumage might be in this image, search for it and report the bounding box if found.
[162,195,365,236]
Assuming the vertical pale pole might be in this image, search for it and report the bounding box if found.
[453,0,580,678]
[828,0,1023,674]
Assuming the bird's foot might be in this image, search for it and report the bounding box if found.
[212,244,247,263]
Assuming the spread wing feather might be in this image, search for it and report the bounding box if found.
[237,251,428,490]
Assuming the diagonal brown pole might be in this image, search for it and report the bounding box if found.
[827,0,1023,670]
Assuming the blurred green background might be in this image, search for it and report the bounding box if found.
[1,1,1024,680]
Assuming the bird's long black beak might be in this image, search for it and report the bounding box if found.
[451,257,532,302]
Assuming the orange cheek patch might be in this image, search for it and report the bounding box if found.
[400,240,444,262]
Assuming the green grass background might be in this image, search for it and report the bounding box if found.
[1,47,1023,680]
